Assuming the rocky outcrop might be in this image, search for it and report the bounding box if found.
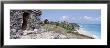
[20,29,94,39]
[21,30,68,39]
[10,10,42,39]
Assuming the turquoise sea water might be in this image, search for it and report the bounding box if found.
[79,24,101,39]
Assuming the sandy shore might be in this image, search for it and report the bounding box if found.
[76,28,97,39]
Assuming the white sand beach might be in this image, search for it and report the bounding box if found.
[76,28,97,39]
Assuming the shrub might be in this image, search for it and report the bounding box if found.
[44,19,49,24]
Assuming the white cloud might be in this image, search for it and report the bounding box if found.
[79,16,93,21]
[62,16,66,19]
[83,16,92,20]
[80,16,100,21]
[61,16,70,22]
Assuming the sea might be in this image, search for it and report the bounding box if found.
[79,24,101,39]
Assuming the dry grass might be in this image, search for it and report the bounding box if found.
[42,24,66,32]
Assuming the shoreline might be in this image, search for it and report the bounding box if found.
[76,28,96,39]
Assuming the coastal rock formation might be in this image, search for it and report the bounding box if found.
[10,10,42,39]
[21,29,94,39]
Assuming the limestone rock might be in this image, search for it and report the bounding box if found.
[10,10,42,39]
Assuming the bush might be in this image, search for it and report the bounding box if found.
[44,19,49,24]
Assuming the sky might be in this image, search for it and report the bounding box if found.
[41,9,101,24]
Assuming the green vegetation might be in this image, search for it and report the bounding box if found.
[43,24,65,32]
[44,19,49,24]
[40,19,80,33]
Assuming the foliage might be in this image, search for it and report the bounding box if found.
[41,19,80,33]
[44,19,49,24]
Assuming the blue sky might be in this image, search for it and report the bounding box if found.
[41,9,101,24]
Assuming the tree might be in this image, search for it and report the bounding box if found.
[44,19,49,24]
